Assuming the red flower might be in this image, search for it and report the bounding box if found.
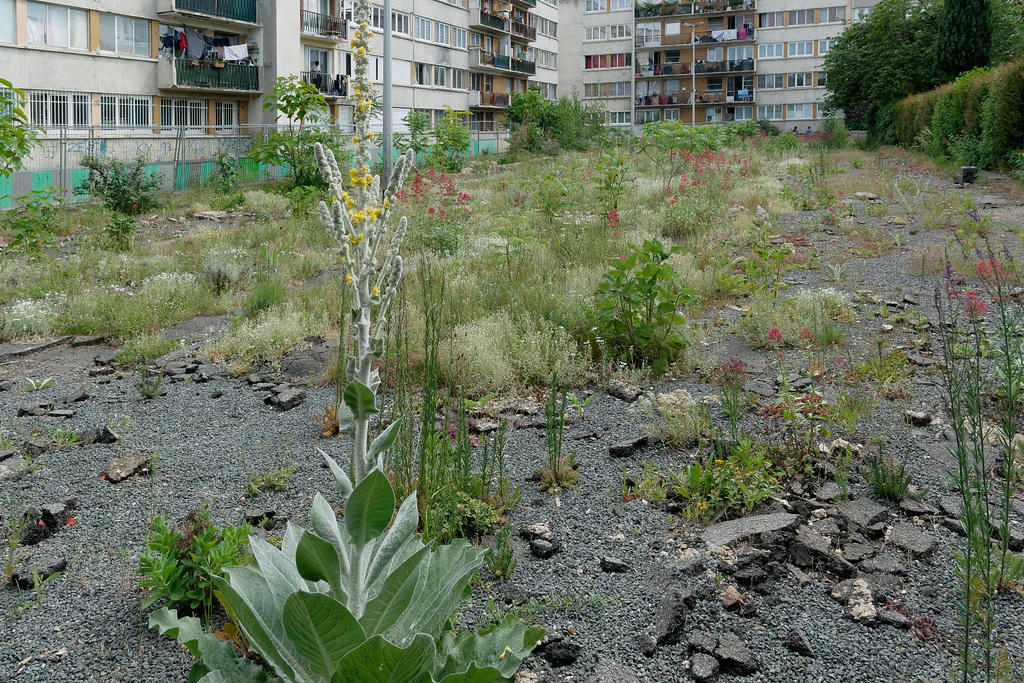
[768,326,783,342]
[67,518,75,526]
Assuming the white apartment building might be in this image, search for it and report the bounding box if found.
[560,0,635,128]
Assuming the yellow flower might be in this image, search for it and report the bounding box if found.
[357,233,364,242]
[368,32,375,39]
[346,198,354,208]
[369,132,375,139]
[372,286,379,297]
[383,199,390,208]
[361,22,368,29]
[331,195,336,203]
[349,168,358,178]
[342,191,349,200]
[357,47,365,56]
[346,273,353,285]
[352,136,359,144]
[350,40,358,48]
[354,30,361,38]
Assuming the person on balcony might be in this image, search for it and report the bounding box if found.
[311,60,321,74]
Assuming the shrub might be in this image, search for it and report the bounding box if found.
[243,276,288,318]
[203,304,323,374]
[200,252,242,295]
[427,107,471,172]
[105,213,136,250]
[78,155,161,216]
[671,440,779,522]
[2,186,65,253]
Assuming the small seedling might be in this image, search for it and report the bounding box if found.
[823,263,848,282]
[53,429,80,448]
[484,527,517,581]
[246,461,295,497]
[24,377,54,392]
[136,367,164,401]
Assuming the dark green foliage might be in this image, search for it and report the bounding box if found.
[105,213,137,250]
[2,186,65,253]
[506,88,606,153]
[243,276,288,318]
[395,110,432,158]
[138,505,252,621]
[862,450,913,501]
[0,78,38,179]
[78,155,161,216]
[937,0,993,79]
[426,107,471,172]
[484,527,517,581]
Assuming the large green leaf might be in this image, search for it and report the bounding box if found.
[366,494,421,589]
[345,469,395,545]
[310,493,351,582]
[342,380,378,419]
[149,607,280,683]
[359,546,428,638]
[331,634,435,683]
[295,530,343,596]
[282,592,366,680]
[368,419,402,464]
[320,452,354,499]
[434,616,545,682]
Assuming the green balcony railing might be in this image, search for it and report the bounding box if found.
[174,0,257,23]
[476,10,508,32]
[513,0,537,7]
[175,58,259,91]
[510,57,536,75]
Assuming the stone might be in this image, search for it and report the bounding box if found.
[845,579,877,624]
[47,410,74,419]
[955,166,978,184]
[789,526,856,577]
[701,512,799,547]
[687,630,718,655]
[721,585,747,611]
[637,632,658,657]
[608,435,649,458]
[600,556,630,573]
[842,543,876,563]
[93,348,117,365]
[790,376,813,392]
[18,403,49,417]
[878,608,913,630]
[541,641,580,667]
[71,335,106,347]
[88,367,114,377]
[0,380,12,392]
[742,379,776,397]
[902,295,919,306]
[836,497,889,529]
[40,499,76,527]
[529,539,559,559]
[64,388,89,403]
[784,629,814,657]
[715,633,758,675]
[520,522,552,541]
[11,552,67,590]
[654,587,695,645]
[79,426,120,445]
[690,653,720,682]
[733,567,768,587]
[809,517,842,538]
[888,524,935,558]
[587,658,640,683]
[859,553,906,575]
[210,390,223,399]
[104,453,150,483]
[899,498,940,517]
[0,449,14,462]
[854,191,880,200]
[904,410,932,427]
[266,388,305,411]
[815,481,841,502]
[0,456,27,481]
[24,439,50,457]
[607,379,642,403]
[906,354,936,367]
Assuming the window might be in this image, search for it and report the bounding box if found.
[0,0,13,42]
[610,53,631,67]
[538,18,557,37]
[453,69,466,89]
[705,107,722,123]
[101,94,151,128]
[609,110,631,125]
[733,106,753,121]
[759,11,783,27]
[665,21,680,36]
[469,31,480,47]
[664,109,679,120]
[585,55,606,69]
[414,16,431,41]
[637,110,660,123]
[29,91,89,128]
[816,71,827,86]
[757,74,782,89]
[215,101,236,131]
[371,5,385,29]
[584,83,602,97]
[788,41,814,57]
[788,9,814,25]
[664,79,679,94]
[414,63,429,85]
[161,98,203,128]
[453,27,467,48]
[99,13,150,55]
[759,43,783,58]
[585,0,606,11]
[707,17,724,30]
[706,77,723,91]
[435,22,450,44]
[707,47,723,61]
[434,65,447,87]
[610,24,631,38]
[818,39,836,55]
[392,11,410,35]
[758,104,783,120]
[585,26,607,40]
[854,7,873,21]
[27,3,88,49]
[728,45,753,60]
[786,102,814,119]
[664,50,680,64]
[821,6,845,22]
[788,72,812,87]
[610,0,630,9]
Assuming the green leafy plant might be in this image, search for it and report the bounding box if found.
[3,504,29,586]
[861,448,913,501]
[671,439,778,522]
[79,155,161,216]
[485,527,517,581]
[395,110,432,159]
[136,367,164,401]
[246,461,296,497]
[138,505,253,624]
[538,373,578,492]
[105,212,137,250]
[244,276,289,318]
[3,186,65,253]
[427,107,471,172]
[593,149,631,216]
[0,79,39,179]
[596,239,698,373]
[24,376,54,392]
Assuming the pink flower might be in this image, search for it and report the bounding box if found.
[768,326,783,342]
[800,327,814,341]
[966,291,989,317]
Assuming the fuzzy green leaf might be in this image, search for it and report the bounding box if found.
[283,591,367,680]
[343,380,378,419]
[359,546,428,637]
[346,469,395,545]
[331,634,435,683]
[368,419,403,464]
[295,530,342,595]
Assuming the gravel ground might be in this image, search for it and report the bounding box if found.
[1,160,1023,682]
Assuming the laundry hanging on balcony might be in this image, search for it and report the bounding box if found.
[183,26,210,60]
[223,44,249,60]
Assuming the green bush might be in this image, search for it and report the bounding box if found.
[243,276,288,318]
[2,185,65,253]
[78,155,161,216]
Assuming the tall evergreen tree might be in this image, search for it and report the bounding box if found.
[937,0,993,78]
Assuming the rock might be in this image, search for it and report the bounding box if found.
[243,510,286,531]
[0,449,14,462]
[721,585,747,611]
[842,543,876,563]
[845,579,877,624]
[906,354,936,367]
[715,633,758,675]
[11,552,67,590]
[47,409,74,419]
[888,524,935,558]
[784,629,814,657]
[529,539,559,559]
[18,403,49,417]
[24,439,50,457]
[541,641,580,667]
[687,629,718,655]
[637,632,658,657]
[878,608,913,629]
[954,166,977,184]
[600,556,630,573]
[742,379,775,397]
[899,498,940,517]
[520,522,552,541]
[809,517,842,538]
[690,653,720,682]
[64,388,89,403]
[0,380,12,392]
[0,456,27,481]
[104,453,150,483]
[79,426,120,445]
[859,553,906,575]
[607,379,642,403]
[210,390,223,399]
[608,435,649,458]
[587,658,640,683]
[815,481,841,502]
[88,367,114,377]
[40,499,76,527]
[854,191,880,200]
[266,388,305,411]
[93,348,117,365]
[701,512,799,547]
[836,497,889,529]
[654,587,695,645]
[902,295,919,306]
[904,410,933,427]
[790,376,813,392]
[789,526,856,577]
[733,567,768,587]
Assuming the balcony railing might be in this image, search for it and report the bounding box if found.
[173,0,257,23]
[473,10,508,32]
[469,90,512,108]
[510,20,537,41]
[635,33,662,47]
[512,0,537,7]
[635,0,755,17]
[174,57,259,91]
[726,58,755,72]
[637,63,684,76]
[475,50,536,76]
[511,56,536,75]
[301,10,347,39]
[302,71,348,97]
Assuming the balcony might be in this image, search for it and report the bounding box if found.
[510,20,537,41]
[635,33,662,48]
[637,63,685,77]
[473,49,537,76]
[512,0,537,7]
[471,9,509,33]
[302,71,348,98]
[469,91,512,108]
[163,0,258,24]
[162,57,260,93]
[726,58,755,72]
[301,10,347,39]
[635,0,755,18]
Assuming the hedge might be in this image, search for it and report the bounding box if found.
[894,58,1024,169]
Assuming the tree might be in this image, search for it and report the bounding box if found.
[0,78,38,179]
[262,74,328,130]
[428,107,471,172]
[938,0,993,79]
[394,110,431,158]
[823,0,944,142]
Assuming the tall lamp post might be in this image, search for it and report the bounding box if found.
[683,21,703,127]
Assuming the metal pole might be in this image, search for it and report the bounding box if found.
[382,0,393,194]
[630,4,636,140]
[683,21,703,127]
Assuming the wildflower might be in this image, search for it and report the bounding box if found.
[67,518,74,526]
[965,291,989,317]
[346,273,353,285]
[768,326,783,343]
[800,327,814,341]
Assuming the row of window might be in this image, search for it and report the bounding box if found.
[758,72,827,89]
[413,16,468,48]
[530,48,558,69]
[585,0,633,12]
[759,39,834,59]
[413,64,468,90]
[585,81,631,97]
[584,53,632,69]
[608,102,817,125]
[637,75,753,95]
[584,25,632,41]
[758,6,844,27]
[25,90,239,130]
[537,16,558,38]
[16,1,151,56]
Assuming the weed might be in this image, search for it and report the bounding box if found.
[53,429,79,448]
[861,447,913,501]
[3,186,65,253]
[484,527,517,581]
[136,366,164,401]
[201,253,243,295]
[671,438,778,522]
[105,213,136,251]
[538,373,579,491]
[823,262,848,282]
[639,390,709,449]
[3,502,29,586]
[243,276,288,319]
[113,334,181,366]
[245,460,295,497]
[79,155,161,216]
[24,377,54,392]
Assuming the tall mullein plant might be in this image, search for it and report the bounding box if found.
[314,1,415,490]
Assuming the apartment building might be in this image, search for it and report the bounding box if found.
[560,0,635,128]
